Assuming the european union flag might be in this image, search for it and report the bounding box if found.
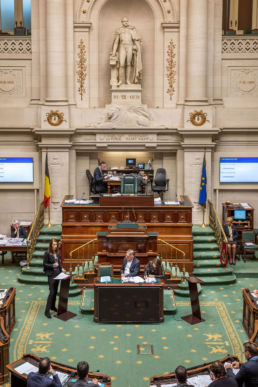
[199,154,207,207]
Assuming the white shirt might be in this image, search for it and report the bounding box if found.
[124,260,133,276]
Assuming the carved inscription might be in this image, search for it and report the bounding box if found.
[96,134,157,143]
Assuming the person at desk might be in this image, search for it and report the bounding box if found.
[43,238,66,319]
[93,161,108,193]
[11,220,27,239]
[27,357,61,387]
[68,361,98,387]
[174,365,194,387]
[121,249,140,277]
[134,171,148,193]
[225,342,258,387]
[208,361,237,387]
[223,217,238,265]
[144,257,164,278]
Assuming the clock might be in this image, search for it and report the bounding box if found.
[46,110,64,127]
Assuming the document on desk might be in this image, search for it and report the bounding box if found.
[100,276,111,283]
[129,276,144,283]
[14,362,38,375]
[54,273,69,280]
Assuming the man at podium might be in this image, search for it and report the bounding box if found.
[120,249,140,277]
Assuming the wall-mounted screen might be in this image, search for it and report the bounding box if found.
[234,210,246,220]
[0,157,34,183]
[220,157,258,183]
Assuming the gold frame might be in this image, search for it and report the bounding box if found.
[46,110,64,127]
[189,110,209,127]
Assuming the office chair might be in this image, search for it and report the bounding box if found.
[120,175,138,194]
[86,169,95,195]
[151,168,169,201]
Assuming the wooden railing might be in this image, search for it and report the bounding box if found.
[157,238,187,275]
[208,199,228,265]
[26,201,44,266]
[67,239,98,274]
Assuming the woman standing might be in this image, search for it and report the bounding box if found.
[43,238,65,318]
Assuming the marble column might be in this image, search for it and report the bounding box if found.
[66,0,75,105]
[178,0,187,105]
[31,0,40,103]
[185,0,208,104]
[46,0,67,103]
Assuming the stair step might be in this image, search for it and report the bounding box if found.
[193,251,220,259]
[32,251,45,258]
[29,258,43,267]
[196,274,236,285]
[37,234,61,242]
[193,235,216,243]
[194,243,219,251]
[192,225,214,236]
[35,242,49,250]
[194,267,234,276]
[40,225,62,235]
[194,259,222,268]
[21,267,44,276]
[174,283,202,297]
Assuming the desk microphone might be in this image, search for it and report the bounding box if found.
[91,369,100,373]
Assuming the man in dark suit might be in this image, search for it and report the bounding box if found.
[93,161,108,193]
[27,357,61,387]
[120,249,140,277]
[223,216,238,265]
[68,361,98,387]
[11,220,27,239]
[208,361,237,386]
[174,366,194,387]
[225,342,258,387]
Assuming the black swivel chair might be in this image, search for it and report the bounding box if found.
[86,170,96,195]
[151,168,169,201]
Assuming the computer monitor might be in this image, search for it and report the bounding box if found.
[126,158,136,168]
[234,210,246,220]
[138,163,144,169]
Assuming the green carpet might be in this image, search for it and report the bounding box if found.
[2,254,256,387]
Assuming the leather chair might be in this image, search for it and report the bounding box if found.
[120,175,137,194]
[242,230,258,262]
[98,264,113,277]
[86,169,95,195]
[151,168,169,201]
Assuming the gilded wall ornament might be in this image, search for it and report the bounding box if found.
[76,39,87,100]
[46,110,64,126]
[166,40,176,100]
[188,110,209,127]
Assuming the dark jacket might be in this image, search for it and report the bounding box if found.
[144,260,164,278]
[43,251,62,277]
[226,356,258,387]
[27,372,62,387]
[120,257,140,277]
[11,225,27,239]
[208,376,238,387]
[67,378,98,387]
[93,167,107,193]
[223,224,238,242]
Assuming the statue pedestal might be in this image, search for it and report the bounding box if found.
[111,84,142,105]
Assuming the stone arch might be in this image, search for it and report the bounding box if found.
[76,0,179,24]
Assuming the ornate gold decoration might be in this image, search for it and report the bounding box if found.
[189,110,209,126]
[76,39,87,100]
[166,40,176,100]
[46,110,64,126]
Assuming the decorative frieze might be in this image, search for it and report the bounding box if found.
[76,39,87,100]
[0,37,31,56]
[222,37,258,54]
[166,39,176,100]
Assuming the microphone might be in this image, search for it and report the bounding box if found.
[90,370,100,373]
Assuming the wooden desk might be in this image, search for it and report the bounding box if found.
[62,195,193,272]
[242,288,258,339]
[0,317,9,384]
[107,180,121,194]
[150,355,240,386]
[99,195,154,207]
[0,287,15,334]
[94,278,164,323]
[6,353,112,387]
[0,243,27,264]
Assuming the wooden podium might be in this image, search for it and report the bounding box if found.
[181,276,205,325]
[54,275,76,322]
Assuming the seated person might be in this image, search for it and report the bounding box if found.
[120,249,140,278]
[174,365,194,387]
[208,361,237,386]
[27,357,61,387]
[68,361,98,387]
[223,217,238,265]
[132,171,148,193]
[144,257,164,278]
[225,342,258,387]
[93,161,108,193]
[11,220,27,239]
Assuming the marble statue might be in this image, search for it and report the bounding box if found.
[110,17,142,87]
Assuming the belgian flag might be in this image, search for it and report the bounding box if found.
[44,153,51,209]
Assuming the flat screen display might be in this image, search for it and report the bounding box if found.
[220,157,258,183]
[0,157,34,183]
[126,158,136,167]
[234,210,246,220]
[138,163,144,169]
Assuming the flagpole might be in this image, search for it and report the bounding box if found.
[201,206,206,228]
[47,206,52,228]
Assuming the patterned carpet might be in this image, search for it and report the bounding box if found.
[2,254,256,387]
